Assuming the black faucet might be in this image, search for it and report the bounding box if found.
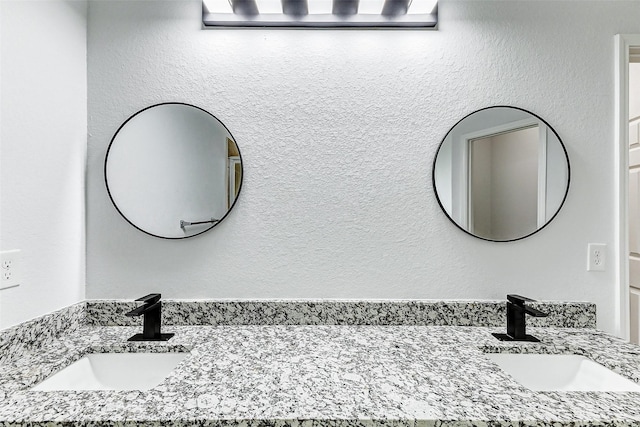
[492,294,548,342]
[125,293,174,341]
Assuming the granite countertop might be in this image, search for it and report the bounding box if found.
[1,323,640,426]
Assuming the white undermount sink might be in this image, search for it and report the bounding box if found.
[485,353,640,392]
[31,352,189,391]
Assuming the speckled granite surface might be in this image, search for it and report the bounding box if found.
[85,299,597,328]
[1,323,640,427]
[1,300,595,368]
[0,303,85,365]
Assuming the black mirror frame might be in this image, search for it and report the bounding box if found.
[104,102,243,240]
[432,105,571,243]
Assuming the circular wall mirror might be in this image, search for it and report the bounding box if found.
[433,106,570,242]
[105,102,243,239]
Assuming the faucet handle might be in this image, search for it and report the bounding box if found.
[524,305,548,318]
[135,293,161,304]
[493,294,546,342]
[507,294,536,305]
[127,293,173,342]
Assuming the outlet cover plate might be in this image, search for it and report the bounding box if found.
[587,243,606,272]
[1,250,21,290]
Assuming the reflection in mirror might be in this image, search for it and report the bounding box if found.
[433,106,569,242]
[105,103,242,239]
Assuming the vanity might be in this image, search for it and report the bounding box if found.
[1,299,640,426]
[0,104,624,425]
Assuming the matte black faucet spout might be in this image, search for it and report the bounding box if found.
[493,294,548,342]
[126,293,174,341]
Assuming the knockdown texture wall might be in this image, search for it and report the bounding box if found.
[86,0,640,335]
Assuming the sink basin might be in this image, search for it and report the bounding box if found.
[485,353,640,392]
[31,352,189,391]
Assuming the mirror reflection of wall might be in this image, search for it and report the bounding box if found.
[433,106,570,242]
[105,103,243,239]
[470,126,539,240]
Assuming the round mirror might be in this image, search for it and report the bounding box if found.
[433,106,570,242]
[105,103,243,239]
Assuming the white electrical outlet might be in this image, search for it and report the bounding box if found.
[0,250,21,290]
[587,243,606,272]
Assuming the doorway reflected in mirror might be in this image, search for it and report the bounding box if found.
[433,106,570,242]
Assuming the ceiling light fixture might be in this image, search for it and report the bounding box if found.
[202,0,437,28]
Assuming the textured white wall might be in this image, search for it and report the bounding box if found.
[0,1,87,329]
[86,0,640,334]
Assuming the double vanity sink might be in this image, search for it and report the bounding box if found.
[27,295,639,396]
[1,299,640,426]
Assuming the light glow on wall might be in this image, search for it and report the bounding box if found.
[202,0,438,28]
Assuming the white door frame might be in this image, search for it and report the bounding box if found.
[228,156,241,207]
[537,123,549,228]
[615,34,640,340]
